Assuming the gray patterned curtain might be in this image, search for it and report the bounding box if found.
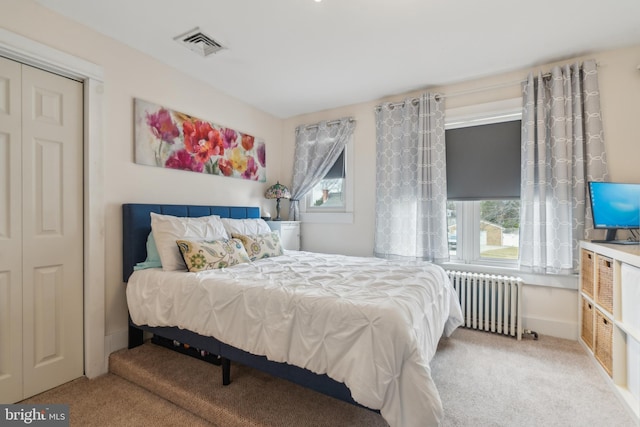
[288,118,355,221]
[374,93,449,262]
[520,60,608,275]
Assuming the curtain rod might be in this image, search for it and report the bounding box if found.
[374,78,525,111]
[374,62,600,112]
[373,73,548,111]
[300,117,356,130]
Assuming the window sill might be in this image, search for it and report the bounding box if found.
[438,261,578,290]
[300,212,353,224]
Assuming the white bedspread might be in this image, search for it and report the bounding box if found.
[126,251,463,427]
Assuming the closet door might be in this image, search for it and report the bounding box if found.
[0,58,83,402]
[21,65,84,398]
[0,57,24,404]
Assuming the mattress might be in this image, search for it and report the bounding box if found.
[126,250,463,427]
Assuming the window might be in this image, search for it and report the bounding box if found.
[445,99,522,266]
[307,150,345,209]
[301,139,354,223]
[447,200,521,262]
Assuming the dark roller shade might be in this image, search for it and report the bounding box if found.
[324,150,345,179]
[446,120,521,200]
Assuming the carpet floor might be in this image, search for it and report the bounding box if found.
[108,340,387,427]
[21,328,638,426]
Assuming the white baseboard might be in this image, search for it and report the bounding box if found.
[522,316,578,340]
[86,330,127,378]
[104,329,129,365]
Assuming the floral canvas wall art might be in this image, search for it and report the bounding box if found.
[134,98,266,182]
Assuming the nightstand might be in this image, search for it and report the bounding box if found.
[266,221,300,251]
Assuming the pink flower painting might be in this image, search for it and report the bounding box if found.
[134,98,266,182]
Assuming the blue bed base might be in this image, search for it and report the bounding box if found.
[122,203,358,406]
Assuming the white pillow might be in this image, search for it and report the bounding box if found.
[220,218,271,236]
[150,212,229,271]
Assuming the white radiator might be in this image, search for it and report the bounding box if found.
[446,270,524,340]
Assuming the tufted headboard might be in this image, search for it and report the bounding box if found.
[122,203,260,282]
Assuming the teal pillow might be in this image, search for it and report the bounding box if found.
[134,232,163,270]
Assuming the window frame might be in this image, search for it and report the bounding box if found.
[306,151,346,210]
[300,137,354,224]
[445,98,522,268]
[449,200,522,268]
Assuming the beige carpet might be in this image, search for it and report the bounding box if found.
[22,328,638,427]
[432,329,637,427]
[108,342,387,427]
[21,373,211,426]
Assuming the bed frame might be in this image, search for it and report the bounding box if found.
[122,203,358,405]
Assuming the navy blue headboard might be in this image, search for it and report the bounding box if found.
[122,203,260,282]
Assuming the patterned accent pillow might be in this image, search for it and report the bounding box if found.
[176,239,250,272]
[232,232,284,260]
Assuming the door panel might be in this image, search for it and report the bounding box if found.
[0,57,23,404]
[35,138,63,235]
[33,266,63,366]
[21,65,83,399]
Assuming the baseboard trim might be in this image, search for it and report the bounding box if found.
[104,329,129,371]
[522,316,578,340]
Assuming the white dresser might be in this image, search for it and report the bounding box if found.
[266,221,301,251]
[579,241,640,423]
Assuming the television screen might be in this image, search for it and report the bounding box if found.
[589,181,640,230]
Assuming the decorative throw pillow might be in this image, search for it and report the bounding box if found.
[176,239,251,272]
[151,212,229,271]
[133,231,163,270]
[221,218,271,236]
[232,232,284,261]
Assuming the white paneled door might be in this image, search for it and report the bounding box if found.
[0,55,23,404]
[0,57,83,403]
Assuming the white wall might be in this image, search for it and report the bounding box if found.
[282,44,640,339]
[0,1,284,353]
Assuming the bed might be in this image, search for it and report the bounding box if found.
[123,203,463,427]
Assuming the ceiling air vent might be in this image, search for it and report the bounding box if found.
[174,27,225,57]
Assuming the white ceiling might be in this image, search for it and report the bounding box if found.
[35,0,640,118]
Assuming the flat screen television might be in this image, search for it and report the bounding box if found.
[588,181,640,244]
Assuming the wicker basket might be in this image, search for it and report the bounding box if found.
[581,297,594,350]
[594,309,613,377]
[596,255,613,314]
[580,249,595,298]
